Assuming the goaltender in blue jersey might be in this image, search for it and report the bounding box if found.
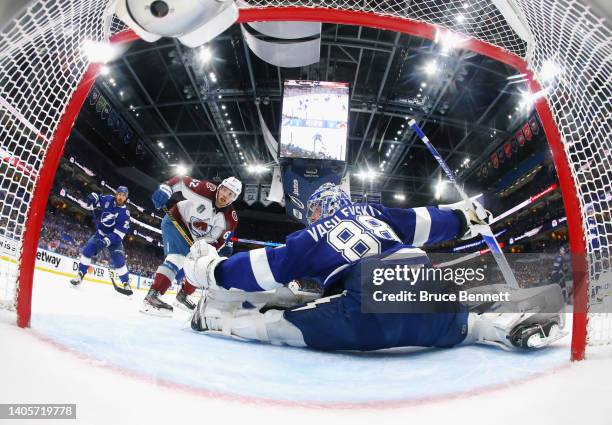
[70,186,133,295]
[184,183,566,352]
[209,199,462,293]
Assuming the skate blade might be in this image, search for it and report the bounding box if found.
[139,305,173,317]
[191,328,248,342]
[527,326,568,349]
[173,300,195,313]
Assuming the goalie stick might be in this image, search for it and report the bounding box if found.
[407,119,519,289]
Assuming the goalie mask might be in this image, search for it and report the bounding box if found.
[306,183,351,225]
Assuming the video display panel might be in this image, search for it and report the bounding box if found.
[280,80,349,161]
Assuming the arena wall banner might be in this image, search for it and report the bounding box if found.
[267,166,285,206]
[243,184,259,206]
[260,185,273,207]
[281,160,342,225]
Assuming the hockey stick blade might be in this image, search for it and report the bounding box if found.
[111,275,133,296]
[408,119,519,289]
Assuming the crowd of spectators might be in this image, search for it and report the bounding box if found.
[280,142,337,161]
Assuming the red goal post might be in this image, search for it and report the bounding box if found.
[0,0,609,361]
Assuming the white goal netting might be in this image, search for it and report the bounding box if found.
[0,0,610,358]
[0,1,127,313]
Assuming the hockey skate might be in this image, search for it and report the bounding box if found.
[465,283,568,350]
[467,311,566,350]
[140,288,173,317]
[69,271,84,287]
[174,288,196,311]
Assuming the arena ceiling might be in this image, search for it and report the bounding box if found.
[80,22,531,206]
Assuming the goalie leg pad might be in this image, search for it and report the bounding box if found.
[191,288,307,346]
[206,286,320,308]
[231,309,307,347]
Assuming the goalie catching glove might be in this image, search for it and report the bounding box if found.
[443,199,493,240]
[183,240,227,290]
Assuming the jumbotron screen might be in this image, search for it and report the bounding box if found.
[280,80,349,161]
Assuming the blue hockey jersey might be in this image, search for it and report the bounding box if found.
[215,203,462,292]
[91,194,131,246]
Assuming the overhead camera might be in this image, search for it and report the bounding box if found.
[150,1,170,18]
[115,0,238,47]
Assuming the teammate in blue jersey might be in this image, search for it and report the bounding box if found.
[548,245,570,301]
[184,183,565,351]
[70,186,133,295]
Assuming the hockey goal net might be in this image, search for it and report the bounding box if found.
[0,0,609,360]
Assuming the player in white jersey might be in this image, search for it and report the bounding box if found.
[140,176,240,316]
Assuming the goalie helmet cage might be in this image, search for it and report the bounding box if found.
[0,0,609,361]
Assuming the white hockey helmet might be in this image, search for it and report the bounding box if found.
[219,176,242,198]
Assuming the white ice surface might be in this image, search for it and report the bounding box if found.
[1,268,611,424]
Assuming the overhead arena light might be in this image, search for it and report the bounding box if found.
[424,60,439,76]
[355,170,377,181]
[175,164,189,176]
[434,176,446,200]
[435,28,465,50]
[247,164,268,174]
[518,88,549,109]
[394,193,406,201]
[82,40,122,63]
[537,59,562,83]
[198,47,212,64]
